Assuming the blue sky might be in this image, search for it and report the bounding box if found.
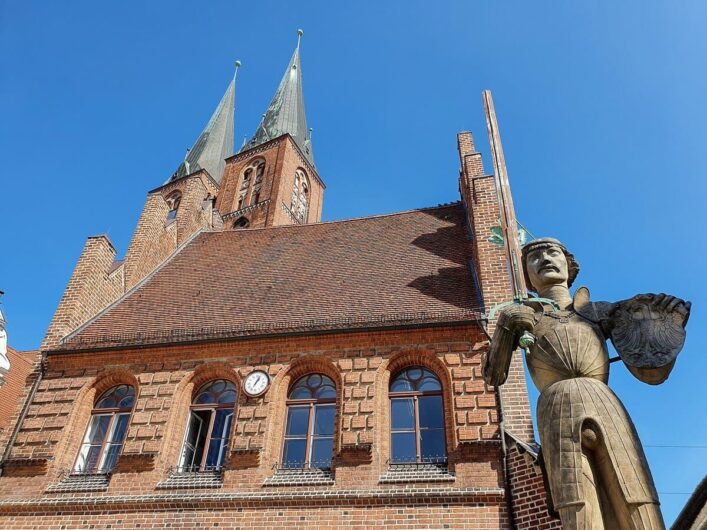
[1,0,706,524]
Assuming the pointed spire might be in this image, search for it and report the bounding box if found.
[241,30,314,165]
[167,61,240,184]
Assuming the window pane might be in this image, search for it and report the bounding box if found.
[180,443,196,471]
[418,396,444,429]
[85,415,111,444]
[289,387,311,399]
[109,413,130,444]
[310,438,333,469]
[406,367,423,381]
[100,444,121,472]
[218,390,237,404]
[420,429,446,463]
[205,438,225,469]
[313,405,335,436]
[211,410,233,440]
[195,392,216,404]
[418,376,442,391]
[315,385,336,399]
[282,439,306,468]
[181,410,209,470]
[391,432,417,463]
[390,378,413,392]
[285,406,310,436]
[391,398,415,430]
[75,443,101,472]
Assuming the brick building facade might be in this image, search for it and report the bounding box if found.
[0,38,561,529]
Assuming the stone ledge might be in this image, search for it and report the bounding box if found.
[263,468,335,487]
[379,463,455,484]
[46,473,111,493]
[156,470,223,490]
[1,458,49,477]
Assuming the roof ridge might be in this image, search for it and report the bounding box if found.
[59,229,208,347]
[216,202,463,235]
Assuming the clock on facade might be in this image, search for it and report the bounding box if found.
[243,369,270,397]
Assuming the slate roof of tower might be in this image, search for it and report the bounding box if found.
[240,43,314,165]
[61,203,481,350]
[167,74,236,184]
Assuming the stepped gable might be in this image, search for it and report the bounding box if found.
[62,203,480,349]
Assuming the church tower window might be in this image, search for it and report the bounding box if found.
[178,379,237,472]
[282,374,336,469]
[73,385,136,474]
[389,367,446,464]
[165,191,182,221]
[291,170,309,223]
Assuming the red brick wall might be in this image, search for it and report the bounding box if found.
[123,172,218,291]
[0,325,513,528]
[40,236,124,350]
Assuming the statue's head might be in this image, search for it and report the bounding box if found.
[521,238,580,293]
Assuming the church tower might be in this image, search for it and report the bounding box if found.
[215,30,324,229]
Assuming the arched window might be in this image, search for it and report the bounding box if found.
[74,385,135,474]
[178,379,237,472]
[254,160,265,183]
[290,170,309,223]
[282,374,336,469]
[233,217,250,229]
[165,191,182,221]
[236,191,247,210]
[241,168,252,190]
[389,367,446,464]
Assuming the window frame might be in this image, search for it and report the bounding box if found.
[177,379,238,473]
[73,385,135,475]
[281,374,336,470]
[389,366,447,465]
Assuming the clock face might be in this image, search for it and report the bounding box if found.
[244,370,270,397]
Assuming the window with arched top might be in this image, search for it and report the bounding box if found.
[254,160,265,183]
[389,367,446,464]
[74,385,135,474]
[165,191,182,221]
[178,379,237,472]
[290,170,309,223]
[241,168,252,190]
[282,374,336,469]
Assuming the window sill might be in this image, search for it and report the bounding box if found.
[156,469,224,490]
[379,463,455,484]
[263,467,335,487]
[46,472,111,493]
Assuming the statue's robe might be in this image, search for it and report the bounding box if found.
[526,310,659,510]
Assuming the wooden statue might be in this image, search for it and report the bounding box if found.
[484,238,691,530]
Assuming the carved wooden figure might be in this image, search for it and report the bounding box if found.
[484,238,691,530]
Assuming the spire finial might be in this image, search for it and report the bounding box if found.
[234,60,242,79]
[297,29,303,48]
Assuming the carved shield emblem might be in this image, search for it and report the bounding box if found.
[610,294,689,370]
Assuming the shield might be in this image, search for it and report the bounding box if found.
[609,294,690,384]
[573,288,691,385]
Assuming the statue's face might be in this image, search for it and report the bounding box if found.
[525,244,569,291]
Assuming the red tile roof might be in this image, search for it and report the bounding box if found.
[60,203,482,350]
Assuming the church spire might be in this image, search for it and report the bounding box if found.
[242,30,314,165]
[168,61,240,184]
